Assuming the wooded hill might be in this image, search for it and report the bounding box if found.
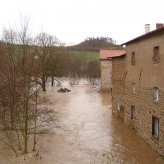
[65,37,122,51]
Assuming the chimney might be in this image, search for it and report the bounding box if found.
[156,23,164,29]
[145,24,150,33]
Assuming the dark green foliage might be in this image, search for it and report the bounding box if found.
[54,50,100,77]
[87,60,100,78]
[65,37,122,52]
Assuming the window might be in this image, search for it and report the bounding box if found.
[152,116,159,139]
[153,87,159,102]
[117,100,120,111]
[132,82,136,94]
[153,46,159,64]
[131,52,135,65]
[131,105,136,119]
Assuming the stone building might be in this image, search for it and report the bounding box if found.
[112,24,164,155]
[112,54,126,120]
[100,49,125,91]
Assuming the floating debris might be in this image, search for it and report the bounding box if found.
[57,88,71,93]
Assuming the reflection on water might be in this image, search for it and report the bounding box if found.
[1,79,163,164]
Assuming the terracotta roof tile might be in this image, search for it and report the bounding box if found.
[99,50,126,60]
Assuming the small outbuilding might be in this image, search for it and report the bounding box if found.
[99,49,125,91]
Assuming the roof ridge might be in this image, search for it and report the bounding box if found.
[121,26,164,46]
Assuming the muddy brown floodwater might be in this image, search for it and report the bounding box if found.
[1,80,163,164]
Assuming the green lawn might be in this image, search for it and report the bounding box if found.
[67,51,99,63]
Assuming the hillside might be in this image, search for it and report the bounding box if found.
[65,37,123,52]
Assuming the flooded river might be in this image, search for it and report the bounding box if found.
[1,80,163,164]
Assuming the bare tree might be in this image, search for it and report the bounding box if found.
[34,33,59,91]
[0,18,53,156]
[86,60,100,86]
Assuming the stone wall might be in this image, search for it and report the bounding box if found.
[112,56,164,155]
[100,60,112,91]
[123,82,164,155]
[112,32,164,155]
[124,33,164,155]
[112,55,126,119]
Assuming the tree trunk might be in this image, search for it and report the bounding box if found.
[42,78,46,92]
[24,85,29,154]
[51,76,54,86]
[33,84,38,151]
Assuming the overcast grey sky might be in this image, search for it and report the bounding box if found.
[0,0,163,45]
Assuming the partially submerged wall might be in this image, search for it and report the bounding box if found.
[100,60,112,91]
[112,55,126,119]
[112,33,164,155]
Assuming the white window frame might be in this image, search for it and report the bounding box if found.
[153,87,159,102]
[132,82,136,94]
[117,101,120,111]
